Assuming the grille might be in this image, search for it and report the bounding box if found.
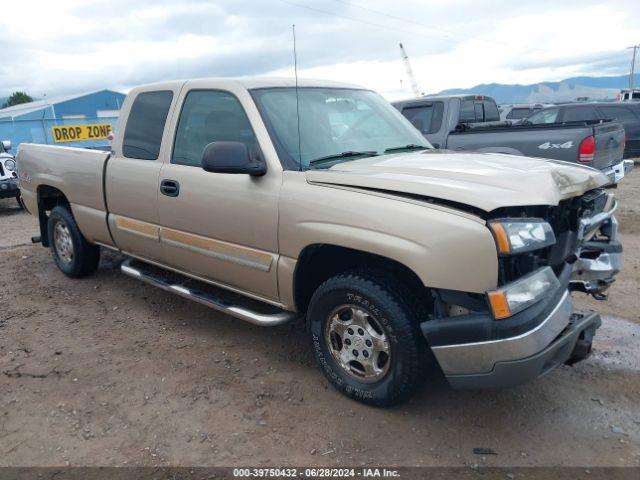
[0,162,4,177]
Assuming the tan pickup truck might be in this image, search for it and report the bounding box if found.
[17,78,622,406]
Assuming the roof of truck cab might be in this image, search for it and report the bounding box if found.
[550,102,640,108]
[132,77,363,92]
[392,94,496,105]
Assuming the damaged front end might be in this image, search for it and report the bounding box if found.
[488,187,621,300]
[570,198,622,299]
[422,187,621,388]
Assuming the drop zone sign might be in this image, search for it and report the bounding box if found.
[51,123,113,143]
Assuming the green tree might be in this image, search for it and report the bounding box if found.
[2,91,33,109]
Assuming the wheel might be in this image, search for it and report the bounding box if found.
[47,205,100,278]
[308,271,426,406]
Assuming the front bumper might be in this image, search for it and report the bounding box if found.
[425,263,600,388]
[0,177,19,199]
[445,311,601,389]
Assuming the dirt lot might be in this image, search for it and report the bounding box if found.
[1,172,639,469]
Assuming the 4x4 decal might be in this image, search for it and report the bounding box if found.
[538,141,574,150]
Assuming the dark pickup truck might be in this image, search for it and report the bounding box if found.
[524,102,640,159]
[393,95,629,183]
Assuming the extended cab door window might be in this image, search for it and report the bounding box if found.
[459,99,499,123]
[172,90,257,167]
[482,101,500,121]
[401,102,444,134]
[122,91,173,160]
[459,100,476,123]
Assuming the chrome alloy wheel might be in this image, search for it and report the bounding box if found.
[53,221,74,264]
[325,304,391,383]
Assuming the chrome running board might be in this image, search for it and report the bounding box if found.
[120,258,297,326]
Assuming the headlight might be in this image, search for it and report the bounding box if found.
[487,267,559,319]
[488,219,555,255]
[3,159,16,172]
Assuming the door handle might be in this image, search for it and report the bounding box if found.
[160,179,180,197]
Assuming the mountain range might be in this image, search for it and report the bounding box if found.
[436,74,639,104]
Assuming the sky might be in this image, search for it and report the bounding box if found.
[1,0,640,100]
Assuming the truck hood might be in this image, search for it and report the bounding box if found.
[305,150,610,212]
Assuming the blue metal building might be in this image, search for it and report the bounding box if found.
[0,89,126,150]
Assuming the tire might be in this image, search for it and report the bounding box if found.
[16,194,24,210]
[308,270,426,406]
[47,205,100,278]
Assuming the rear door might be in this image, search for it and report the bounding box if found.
[106,84,182,260]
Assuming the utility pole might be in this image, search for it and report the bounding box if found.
[399,43,421,97]
[627,44,639,94]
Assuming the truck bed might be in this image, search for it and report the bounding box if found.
[447,120,625,171]
[17,143,113,245]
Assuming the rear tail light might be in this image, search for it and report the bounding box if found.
[578,135,595,163]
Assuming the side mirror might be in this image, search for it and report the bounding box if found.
[201,141,266,176]
[1,140,11,151]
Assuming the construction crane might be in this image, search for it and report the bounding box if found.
[399,42,421,97]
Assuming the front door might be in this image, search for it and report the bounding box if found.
[157,89,280,300]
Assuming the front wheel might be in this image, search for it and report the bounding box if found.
[47,205,100,278]
[308,271,427,406]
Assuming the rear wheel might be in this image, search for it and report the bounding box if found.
[308,271,427,406]
[47,205,100,278]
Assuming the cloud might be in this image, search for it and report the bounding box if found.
[1,0,639,99]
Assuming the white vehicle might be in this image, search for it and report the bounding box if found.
[618,89,640,101]
[0,140,20,206]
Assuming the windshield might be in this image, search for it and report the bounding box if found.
[250,87,431,169]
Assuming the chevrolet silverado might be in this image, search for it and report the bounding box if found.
[17,79,622,406]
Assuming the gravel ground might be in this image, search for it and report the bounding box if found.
[0,171,639,468]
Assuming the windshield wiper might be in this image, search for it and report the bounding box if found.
[308,150,379,166]
[383,144,430,153]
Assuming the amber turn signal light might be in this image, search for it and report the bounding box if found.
[487,290,511,320]
[488,223,511,255]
